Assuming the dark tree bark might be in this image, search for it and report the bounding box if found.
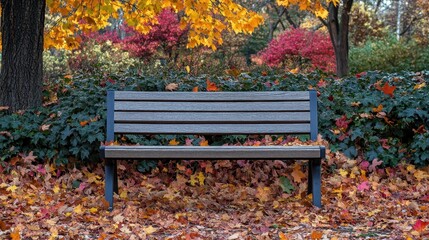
[327,0,353,77]
[0,0,46,112]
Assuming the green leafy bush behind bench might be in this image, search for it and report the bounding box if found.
[0,70,428,167]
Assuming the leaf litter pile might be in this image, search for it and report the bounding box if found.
[0,137,428,239]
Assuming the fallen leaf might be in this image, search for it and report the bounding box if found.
[185,66,190,73]
[372,104,383,113]
[6,185,18,193]
[279,232,289,240]
[165,83,179,91]
[192,86,198,92]
[381,82,396,97]
[169,139,180,146]
[80,121,89,127]
[10,228,20,240]
[0,220,10,231]
[414,82,426,90]
[113,214,125,223]
[206,79,218,91]
[0,106,10,111]
[73,205,83,214]
[369,158,383,172]
[40,124,51,131]
[279,176,294,194]
[227,232,241,240]
[310,230,323,239]
[357,181,370,192]
[413,219,429,232]
[143,226,157,235]
[291,164,306,182]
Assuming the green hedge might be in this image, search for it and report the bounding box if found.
[1,70,428,167]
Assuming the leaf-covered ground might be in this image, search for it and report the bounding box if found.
[1,139,428,239]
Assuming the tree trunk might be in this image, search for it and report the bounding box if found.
[327,0,353,77]
[0,0,46,112]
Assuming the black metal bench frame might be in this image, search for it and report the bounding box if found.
[100,90,325,210]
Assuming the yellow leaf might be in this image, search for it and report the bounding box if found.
[65,212,72,217]
[49,226,58,240]
[414,82,426,89]
[143,225,157,235]
[6,185,18,193]
[185,66,190,73]
[169,139,180,146]
[120,190,128,199]
[339,169,348,177]
[190,174,197,186]
[289,67,299,74]
[197,172,205,186]
[414,170,429,181]
[73,204,83,214]
[53,185,60,194]
[89,207,98,214]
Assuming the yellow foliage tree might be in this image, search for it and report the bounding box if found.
[0,0,263,111]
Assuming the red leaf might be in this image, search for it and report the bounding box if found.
[413,219,429,232]
[381,82,396,97]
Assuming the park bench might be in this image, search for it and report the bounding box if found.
[100,90,325,210]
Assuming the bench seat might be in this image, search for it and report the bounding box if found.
[101,145,325,159]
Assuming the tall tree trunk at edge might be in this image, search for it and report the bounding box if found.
[0,0,46,112]
[327,0,353,77]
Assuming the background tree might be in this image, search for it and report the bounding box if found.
[276,0,354,77]
[0,0,263,112]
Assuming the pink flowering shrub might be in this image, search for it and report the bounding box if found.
[258,28,335,73]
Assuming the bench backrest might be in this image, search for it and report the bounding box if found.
[106,91,319,141]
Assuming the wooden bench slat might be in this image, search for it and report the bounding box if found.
[103,146,324,159]
[114,112,311,123]
[115,101,310,112]
[114,123,311,134]
[114,91,310,101]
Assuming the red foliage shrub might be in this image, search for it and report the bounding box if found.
[258,28,335,73]
[121,9,187,59]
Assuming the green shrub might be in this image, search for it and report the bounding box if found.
[1,70,428,167]
[350,37,429,73]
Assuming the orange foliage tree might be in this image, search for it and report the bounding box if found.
[0,0,263,111]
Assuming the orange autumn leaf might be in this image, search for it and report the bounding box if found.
[279,232,289,240]
[206,79,218,92]
[192,86,199,92]
[80,120,89,127]
[199,139,209,146]
[310,230,323,239]
[10,228,20,240]
[381,82,396,97]
[372,104,383,113]
[413,219,429,232]
[169,139,180,146]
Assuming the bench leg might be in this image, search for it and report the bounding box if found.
[105,159,116,211]
[309,159,322,207]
